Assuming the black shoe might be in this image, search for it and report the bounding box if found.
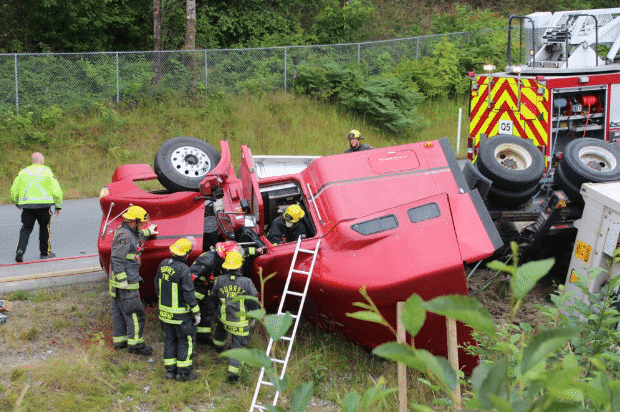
[227,374,239,383]
[113,342,128,350]
[128,345,153,356]
[175,372,197,382]
[165,372,176,380]
[40,252,56,259]
[15,250,24,263]
[196,336,213,346]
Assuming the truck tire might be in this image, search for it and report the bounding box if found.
[154,136,221,192]
[476,135,545,191]
[557,138,620,189]
[485,182,540,209]
[552,162,582,204]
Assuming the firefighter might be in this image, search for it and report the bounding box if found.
[11,152,63,262]
[189,240,242,345]
[154,238,201,381]
[344,129,373,153]
[109,205,158,355]
[267,204,307,245]
[211,250,259,382]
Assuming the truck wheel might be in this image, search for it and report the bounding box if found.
[485,182,540,209]
[476,135,545,191]
[552,162,582,204]
[154,136,221,192]
[558,138,620,188]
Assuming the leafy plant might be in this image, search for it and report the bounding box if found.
[293,61,426,133]
[348,242,620,411]
[222,268,395,411]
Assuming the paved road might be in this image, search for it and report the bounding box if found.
[0,198,106,294]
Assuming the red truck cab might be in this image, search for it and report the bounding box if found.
[98,137,502,372]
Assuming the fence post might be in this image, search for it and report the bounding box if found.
[357,43,361,62]
[14,54,19,115]
[397,301,408,412]
[115,52,120,104]
[284,47,288,92]
[204,50,208,99]
[446,318,462,411]
[416,38,419,60]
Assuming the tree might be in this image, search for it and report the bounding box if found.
[185,0,196,50]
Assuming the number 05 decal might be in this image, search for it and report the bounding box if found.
[498,119,513,135]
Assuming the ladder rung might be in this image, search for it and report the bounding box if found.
[290,314,299,319]
[291,269,311,275]
[298,248,315,254]
[259,380,274,387]
[286,291,304,297]
[254,405,269,411]
[272,358,285,364]
[280,336,292,341]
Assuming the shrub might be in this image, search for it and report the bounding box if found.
[293,61,426,133]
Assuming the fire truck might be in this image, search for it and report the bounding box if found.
[467,8,620,209]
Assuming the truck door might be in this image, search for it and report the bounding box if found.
[240,145,265,235]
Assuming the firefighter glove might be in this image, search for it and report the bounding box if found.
[147,224,158,236]
[193,313,201,326]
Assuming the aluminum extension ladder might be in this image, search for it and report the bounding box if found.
[249,237,321,412]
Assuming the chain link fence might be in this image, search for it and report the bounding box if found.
[0,31,485,114]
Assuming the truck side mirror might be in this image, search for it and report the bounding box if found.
[240,198,251,213]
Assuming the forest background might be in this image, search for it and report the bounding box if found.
[0,0,613,202]
[0,0,612,53]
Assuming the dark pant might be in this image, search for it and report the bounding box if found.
[17,207,52,255]
[196,289,216,341]
[111,289,146,348]
[162,317,196,374]
[213,321,251,377]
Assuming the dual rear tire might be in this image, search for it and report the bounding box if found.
[475,135,545,208]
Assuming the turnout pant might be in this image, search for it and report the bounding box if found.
[195,288,216,342]
[17,207,52,255]
[111,289,146,349]
[213,321,251,377]
[161,317,196,374]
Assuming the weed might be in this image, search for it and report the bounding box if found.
[10,368,25,381]
[8,290,29,301]
[20,326,39,340]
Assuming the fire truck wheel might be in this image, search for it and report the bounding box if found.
[485,182,540,209]
[552,161,583,205]
[476,135,545,191]
[154,136,221,192]
[559,138,620,188]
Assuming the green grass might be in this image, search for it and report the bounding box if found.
[0,281,435,411]
[1,93,469,203]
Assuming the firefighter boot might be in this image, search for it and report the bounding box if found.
[128,344,153,356]
[175,372,197,382]
[227,373,239,383]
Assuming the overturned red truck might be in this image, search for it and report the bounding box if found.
[98,136,503,371]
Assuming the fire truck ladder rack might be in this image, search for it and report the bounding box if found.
[249,237,321,412]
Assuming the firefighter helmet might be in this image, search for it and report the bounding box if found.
[283,204,305,224]
[215,240,242,259]
[170,238,193,257]
[347,129,362,140]
[222,250,243,270]
[123,205,149,223]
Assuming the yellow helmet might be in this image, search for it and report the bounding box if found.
[283,204,305,223]
[347,129,362,140]
[123,205,149,223]
[222,250,243,270]
[169,238,193,256]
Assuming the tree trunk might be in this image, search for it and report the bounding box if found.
[184,0,197,93]
[152,0,163,85]
[184,0,196,51]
